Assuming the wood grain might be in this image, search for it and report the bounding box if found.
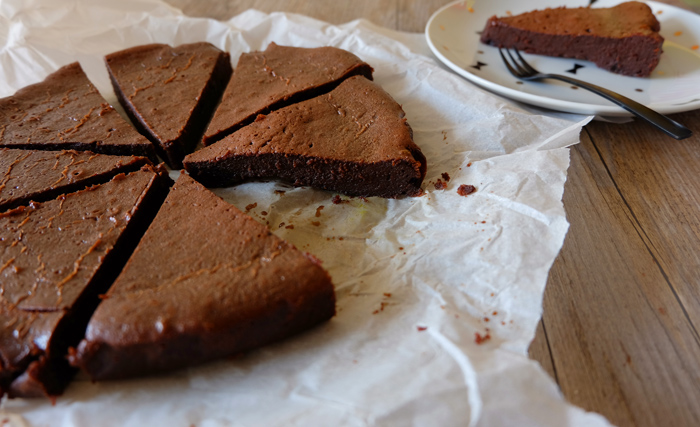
[544,130,700,427]
[162,0,700,424]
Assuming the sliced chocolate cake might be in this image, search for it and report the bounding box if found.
[70,173,335,380]
[105,42,232,168]
[480,1,664,77]
[184,76,426,198]
[0,63,157,160]
[0,166,171,397]
[202,42,374,146]
[0,148,150,212]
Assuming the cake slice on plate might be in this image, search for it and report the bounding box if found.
[70,172,335,380]
[0,148,151,212]
[105,42,232,168]
[0,165,171,398]
[184,76,426,198]
[0,63,158,160]
[202,42,374,146]
[480,1,664,77]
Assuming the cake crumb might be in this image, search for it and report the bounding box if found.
[278,222,285,228]
[261,211,268,216]
[285,224,294,229]
[311,221,321,226]
[434,179,447,190]
[417,326,427,331]
[315,205,324,217]
[475,331,491,345]
[332,195,349,204]
[274,190,286,196]
[457,185,476,196]
[245,203,257,212]
[441,172,451,182]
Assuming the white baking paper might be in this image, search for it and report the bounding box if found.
[0,1,612,426]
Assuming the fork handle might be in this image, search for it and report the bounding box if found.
[544,74,692,140]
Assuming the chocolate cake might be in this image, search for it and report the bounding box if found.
[70,173,335,380]
[184,76,426,198]
[480,1,664,77]
[106,42,233,168]
[0,148,150,212]
[0,62,158,160]
[0,166,171,397]
[202,42,374,146]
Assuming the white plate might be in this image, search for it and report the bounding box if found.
[426,0,700,116]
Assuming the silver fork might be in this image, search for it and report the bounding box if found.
[499,48,692,140]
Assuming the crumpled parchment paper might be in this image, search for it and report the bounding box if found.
[0,1,612,426]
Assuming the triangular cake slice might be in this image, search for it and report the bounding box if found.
[202,42,374,146]
[70,173,335,380]
[480,1,664,77]
[184,76,426,198]
[0,62,158,160]
[0,165,171,398]
[0,148,151,212]
[106,42,233,168]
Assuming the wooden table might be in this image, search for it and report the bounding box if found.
[165,1,700,425]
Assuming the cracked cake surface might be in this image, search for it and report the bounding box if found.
[0,63,157,160]
[203,42,374,146]
[70,173,335,380]
[0,148,150,212]
[185,75,426,198]
[0,165,171,397]
[106,42,232,168]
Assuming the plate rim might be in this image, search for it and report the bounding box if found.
[425,0,700,116]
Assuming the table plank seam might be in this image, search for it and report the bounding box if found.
[539,317,561,384]
[586,129,700,347]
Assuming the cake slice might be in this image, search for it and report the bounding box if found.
[0,62,158,160]
[0,165,171,397]
[0,148,150,212]
[105,42,233,168]
[184,75,426,198]
[202,42,374,146]
[480,1,664,77]
[70,173,335,380]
